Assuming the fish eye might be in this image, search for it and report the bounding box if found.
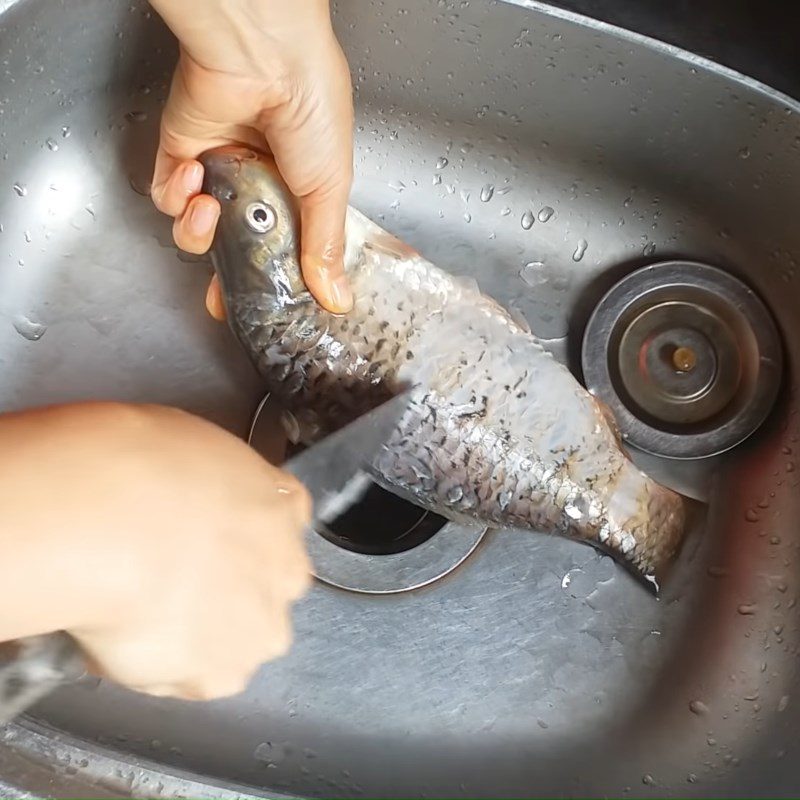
[245,201,277,234]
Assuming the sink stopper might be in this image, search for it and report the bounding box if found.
[581,261,783,459]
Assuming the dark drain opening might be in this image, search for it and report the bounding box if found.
[318,481,447,556]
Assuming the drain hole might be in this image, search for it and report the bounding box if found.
[318,481,447,556]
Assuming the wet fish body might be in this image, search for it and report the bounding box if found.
[200,146,685,581]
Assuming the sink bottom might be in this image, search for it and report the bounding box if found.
[1,0,799,797]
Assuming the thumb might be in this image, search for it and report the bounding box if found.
[298,184,353,314]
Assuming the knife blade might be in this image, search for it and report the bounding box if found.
[0,391,412,725]
[281,390,411,519]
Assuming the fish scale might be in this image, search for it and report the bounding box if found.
[201,146,686,582]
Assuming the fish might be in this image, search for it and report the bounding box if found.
[199,145,685,583]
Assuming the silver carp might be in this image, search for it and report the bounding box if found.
[200,145,685,582]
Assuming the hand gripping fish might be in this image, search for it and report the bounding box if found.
[200,146,685,584]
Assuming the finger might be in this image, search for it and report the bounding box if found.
[205,275,227,321]
[151,159,204,218]
[299,186,353,314]
[172,194,220,254]
[260,39,355,313]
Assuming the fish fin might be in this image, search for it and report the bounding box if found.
[345,207,419,262]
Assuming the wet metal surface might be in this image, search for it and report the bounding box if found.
[0,0,800,797]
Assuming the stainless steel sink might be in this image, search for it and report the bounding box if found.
[1,0,799,797]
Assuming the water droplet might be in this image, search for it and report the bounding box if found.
[778,695,790,712]
[12,182,27,197]
[13,314,46,341]
[643,241,656,257]
[572,239,588,262]
[389,180,406,193]
[125,111,147,125]
[537,206,554,222]
[642,774,654,786]
[432,173,442,186]
[447,486,463,503]
[520,210,534,230]
[23,230,31,243]
[737,603,758,615]
[770,535,781,545]
[463,212,472,223]
[45,137,58,151]
[687,773,698,784]
[436,156,448,169]
[500,207,511,216]
[537,719,549,729]
[520,261,546,287]
[787,461,795,473]
[707,735,717,746]
[480,184,494,202]
[745,508,760,522]
[61,125,71,138]
[128,175,151,197]
[689,700,710,716]
[739,146,751,159]
[254,743,272,763]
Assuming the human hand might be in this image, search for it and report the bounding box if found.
[149,0,355,315]
[0,402,311,700]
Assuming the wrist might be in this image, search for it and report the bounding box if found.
[149,0,335,75]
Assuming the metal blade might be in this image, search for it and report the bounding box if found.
[282,390,411,515]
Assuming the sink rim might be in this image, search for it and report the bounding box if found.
[1,0,799,797]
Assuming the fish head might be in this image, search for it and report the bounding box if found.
[200,145,309,309]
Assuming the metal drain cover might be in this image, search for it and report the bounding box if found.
[248,394,486,594]
[581,261,783,459]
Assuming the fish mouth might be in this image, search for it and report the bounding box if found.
[199,145,263,196]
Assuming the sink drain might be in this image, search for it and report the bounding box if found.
[248,394,486,594]
[581,261,783,459]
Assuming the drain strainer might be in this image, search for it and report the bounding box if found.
[248,394,486,594]
[581,261,783,459]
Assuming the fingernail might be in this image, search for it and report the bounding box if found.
[329,275,353,312]
[182,162,203,195]
[188,202,219,236]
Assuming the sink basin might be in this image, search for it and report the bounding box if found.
[1,0,799,796]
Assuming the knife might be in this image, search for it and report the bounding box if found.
[280,390,411,518]
[0,391,411,725]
